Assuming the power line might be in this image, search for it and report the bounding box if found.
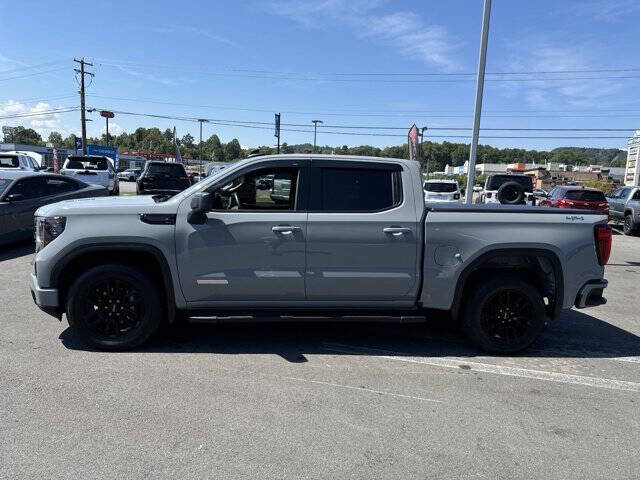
[0,60,66,75]
[0,67,68,82]
[0,107,80,120]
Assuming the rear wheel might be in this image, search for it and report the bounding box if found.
[623,214,638,236]
[463,274,546,354]
[66,264,163,350]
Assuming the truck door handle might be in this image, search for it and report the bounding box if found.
[383,227,412,235]
[272,225,301,234]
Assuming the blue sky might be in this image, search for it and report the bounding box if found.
[1,0,640,151]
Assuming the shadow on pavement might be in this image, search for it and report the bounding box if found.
[0,240,34,262]
[59,308,640,362]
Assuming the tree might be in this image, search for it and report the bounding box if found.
[62,134,77,149]
[47,131,63,146]
[3,126,43,145]
[281,142,294,154]
[205,134,224,161]
[224,138,242,161]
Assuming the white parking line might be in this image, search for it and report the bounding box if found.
[322,343,640,393]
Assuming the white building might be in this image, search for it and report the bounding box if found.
[625,130,640,186]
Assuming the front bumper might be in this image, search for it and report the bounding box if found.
[575,279,608,309]
[29,272,61,318]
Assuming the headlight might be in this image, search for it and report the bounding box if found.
[35,216,66,251]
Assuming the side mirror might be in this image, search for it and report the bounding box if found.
[187,192,213,224]
[6,193,25,202]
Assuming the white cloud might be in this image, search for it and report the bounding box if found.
[270,0,461,70]
[102,121,123,136]
[0,100,75,139]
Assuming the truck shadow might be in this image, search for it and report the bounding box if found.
[0,240,34,262]
[59,309,640,362]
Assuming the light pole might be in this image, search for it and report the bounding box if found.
[465,0,492,204]
[312,120,323,152]
[198,119,209,176]
[420,126,428,180]
[100,110,114,146]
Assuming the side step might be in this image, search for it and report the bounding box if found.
[188,313,425,324]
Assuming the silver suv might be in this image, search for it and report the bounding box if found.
[607,186,640,235]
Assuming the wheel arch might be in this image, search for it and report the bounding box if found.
[51,243,176,323]
[450,247,564,321]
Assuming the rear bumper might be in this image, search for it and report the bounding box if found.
[29,272,61,318]
[575,279,608,309]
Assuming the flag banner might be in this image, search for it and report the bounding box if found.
[408,124,420,162]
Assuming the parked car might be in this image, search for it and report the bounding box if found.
[538,186,609,215]
[60,155,119,195]
[479,174,534,205]
[118,168,142,182]
[423,179,461,203]
[136,161,191,196]
[30,154,610,355]
[607,185,640,235]
[0,171,107,246]
[532,188,548,197]
[0,153,41,171]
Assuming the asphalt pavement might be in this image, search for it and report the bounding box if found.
[1,234,639,479]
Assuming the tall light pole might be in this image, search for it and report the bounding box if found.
[465,0,491,204]
[198,119,209,176]
[420,126,428,180]
[312,120,323,152]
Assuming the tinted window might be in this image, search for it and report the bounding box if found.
[564,190,606,201]
[424,182,457,193]
[486,175,533,191]
[8,177,48,199]
[316,167,399,211]
[46,177,79,195]
[633,190,640,200]
[0,156,19,168]
[211,167,298,211]
[65,157,109,170]
[147,163,187,176]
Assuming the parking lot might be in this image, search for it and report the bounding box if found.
[0,232,637,479]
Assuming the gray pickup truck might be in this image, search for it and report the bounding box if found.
[607,185,640,235]
[29,155,611,354]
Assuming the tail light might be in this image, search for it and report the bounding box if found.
[594,224,612,265]
[453,193,460,199]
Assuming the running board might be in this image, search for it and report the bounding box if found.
[188,314,425,324]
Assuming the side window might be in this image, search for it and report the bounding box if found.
[620,188,631,199]
[632,189,640,201]
[46,177,79,195]
[610,188,621,199]
[210,166,299,211]
[8,177,48,199]
[313,166,402,212]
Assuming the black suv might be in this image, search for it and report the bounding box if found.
[136,161,191,195]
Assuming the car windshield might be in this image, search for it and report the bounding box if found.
[0,156,19,168]
[147,163,186,175]
[0,178,11,195]
[424,182,457,193]
[65,157,109,170]
[565,190,606,201]
[486,175,533,191]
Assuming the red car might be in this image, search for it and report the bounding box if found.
[538,186,609,214]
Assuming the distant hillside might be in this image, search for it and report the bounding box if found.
[551,147,627,167]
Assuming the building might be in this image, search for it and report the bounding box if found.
[625,130,640,186]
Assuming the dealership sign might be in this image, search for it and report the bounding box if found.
[87,144,119,170]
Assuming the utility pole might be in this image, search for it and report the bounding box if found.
[74,58,94,155]
[420,126,428,180]
[275,113,281,154]
[198,119,209,177]
[312,119,323,153]
[465,0,491,204]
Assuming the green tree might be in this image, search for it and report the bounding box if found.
[47,131,63,146]
[224,138,242,161]
[281,142,294,154]
[4,126,43,145]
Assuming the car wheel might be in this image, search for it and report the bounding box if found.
[623,214,637,235]
[66,263,163,350]
[463,274,546,355]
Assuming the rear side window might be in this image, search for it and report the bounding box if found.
[565,190,606,201]
[9,177,48,199]
[0,156,19,168]
[46,177,79,195]
[313,166,402,212]
[147,163,186,176]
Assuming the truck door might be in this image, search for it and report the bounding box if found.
[175,159,309,306]
[305,160,419,305]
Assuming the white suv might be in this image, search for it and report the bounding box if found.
[423,179,461,203]
[61,155,119,195]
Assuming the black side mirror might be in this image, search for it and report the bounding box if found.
[6,193,25,202]
[187,192,213,224]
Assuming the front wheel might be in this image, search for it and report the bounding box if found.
[463,274,546,354]
[66,264,163,350]
[623,214,638,236]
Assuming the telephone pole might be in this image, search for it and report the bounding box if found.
[312,119,323,153]
[74,58,94,155]
[198,119,209,177]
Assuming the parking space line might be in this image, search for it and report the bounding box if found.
[322,343,640,393]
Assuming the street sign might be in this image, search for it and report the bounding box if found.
[408,124,420,162]
[100,110,114,118]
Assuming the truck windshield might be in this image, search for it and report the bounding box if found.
[424,182,457,193]
[565,190,606,201]
[486,175,533,191]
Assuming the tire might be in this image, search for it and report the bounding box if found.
[463,274,546,355]
[66,263,163,350]
[497,182,525,205]
[623,214,638,236]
